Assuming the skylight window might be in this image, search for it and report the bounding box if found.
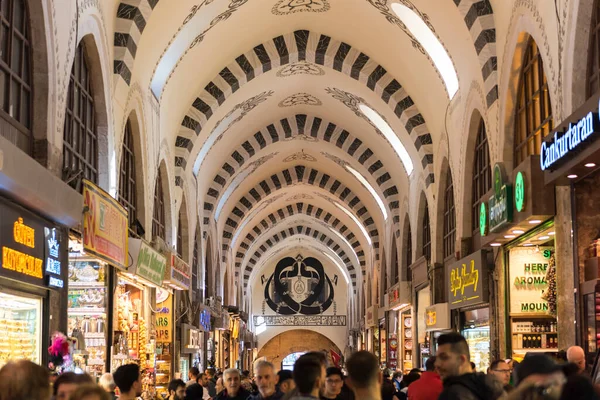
[334,202,372,246]
[345,165,388,220]
[391,3,459,99]
[359,104,414,175]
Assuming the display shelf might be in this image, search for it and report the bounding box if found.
[69,281,106,288]
[512,348,559,353]
[69,308,106,315]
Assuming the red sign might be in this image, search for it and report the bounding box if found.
[330,349,341,368]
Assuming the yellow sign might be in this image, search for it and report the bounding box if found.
[450,259,479,297]
[2,246,43,278]
[426,310,437,327]
[13,218,35,248]
[156,292,173,343]
[82,180,128,269]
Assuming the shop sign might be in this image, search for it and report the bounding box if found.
[199,309,211,331]
[0,200,66,289]
[163,252,191,290]
[515,172,526,212]
[488,164,513,233]
[509,247,553,314]
[479,202,488,236]
[446,250,490,310]
[156,290,172,343]
[540,99,599,171]
[366,305,376,327]
[425,303,450,331]
[387,283,401,309]
[182,324,202,353]
[82,180,128,270]
[129,238,166,286]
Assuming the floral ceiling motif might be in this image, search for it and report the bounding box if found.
[278,93,322,107]
[277,61,326,77]
[272,0,331,15]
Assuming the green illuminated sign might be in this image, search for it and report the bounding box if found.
[515,171,525,212]
[487,164,513,234]
[479,202,487,237]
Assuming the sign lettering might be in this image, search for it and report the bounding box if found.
[515,172,526,212]
[485,165,513,234]
[446,250,490,310]
[509,247,552,314]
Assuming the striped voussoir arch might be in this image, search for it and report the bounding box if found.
[233,202,367,271]
[216,165,380,263]
[203,114,401,233]
[174,29,435,189]
[114,0,160,86]
[454,0,498,107]
[241,225,358,289]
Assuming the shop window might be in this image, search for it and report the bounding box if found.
[472,121,492,235]
[514,38,553,166]
[63,42,98,184]
[0,0,32,153]
[176,212,183,258]
[391,239,399,284]
[443,171,456,259]
[118,121,137,237]
[588,0,600,98]
[152,169,166,240]
[422,202,431,262]
[405,222,412,281]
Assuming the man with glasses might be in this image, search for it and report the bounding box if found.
[321,367,344,400]
[487,360,513,393]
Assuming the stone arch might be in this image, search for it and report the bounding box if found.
[202,113,401,233]
[390,231,399,285]
[434,157,455,263]
[401,212,413,281]
[153,158,174,245]
[28,0,50,147]
[257,329,342,368]
[178,194,190,262]
[175,30,435,187]
[415,191,432,261]
[219,166,380,262]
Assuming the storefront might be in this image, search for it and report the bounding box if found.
[112,237,167,398]
[424,303,450,366]
[365,305,376,353]
[410,256,430,369]
[387,281,412,373]
[67,180,128,378]
[539,93,600,362]
[447,250,493,371]
[0,197,68,368]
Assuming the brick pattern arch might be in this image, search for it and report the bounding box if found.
[242,225,358,288]
[234,202,367,270]
[174,29,435,187]
[203,113,400,230]
[113,0,160,86]
[214,165,380,263]
[257,329,342,366]
[454,0,498,107]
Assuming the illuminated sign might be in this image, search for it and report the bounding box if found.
[199,309,212,332]
[426,310,436,327]
[424,303,450,331]
[479,202,487,236]
[163,252,191,290]
[509,247,552,315]
[446,250,490,310]
[488,164,513,233]
[156,291,173,343]
[47,276,64,289]
[541,99,599,171]
[515,172,526,212]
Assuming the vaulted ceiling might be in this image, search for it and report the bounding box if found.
[107,0,499,293]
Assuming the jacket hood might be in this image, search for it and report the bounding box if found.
[443,372,504,400]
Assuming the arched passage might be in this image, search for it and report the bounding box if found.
[257,329,342,369]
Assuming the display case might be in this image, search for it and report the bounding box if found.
[0,292,41,367]
[461,308,490,372]
[68,256,108,378]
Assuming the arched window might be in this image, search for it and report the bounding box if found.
[192,225,201,301]
[405,222,412,281]
[391,239,399,285]
[118,121,137,236]
[472,121,492,235]
[588,0,600,97]
[152,169,166,240]
[63,42,98,184]
[514,39,553,166]
[443,171,456,259]
[205,239,213,298]
[177,212,183,258]
[422,202,431,262]
[0,0,32,153]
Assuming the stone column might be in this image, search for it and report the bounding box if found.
[555,186,576,349]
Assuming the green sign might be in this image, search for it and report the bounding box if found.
[479,202,487,236]
[515,171,525,212]
[135,241,166,286]
[488,164,513,234]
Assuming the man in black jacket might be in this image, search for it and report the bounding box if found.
[435,332,504,400]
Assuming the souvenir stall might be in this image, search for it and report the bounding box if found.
[0,197,68,368]
[68,180,129,378]
[112,238,166,400]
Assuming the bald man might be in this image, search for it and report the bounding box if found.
[567,345,587,375]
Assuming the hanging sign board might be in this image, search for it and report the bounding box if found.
[156,289,173,345]
[129,238,166,286]
[366,305,376,327]
[387,283,401,310]
[163,252,191,290]
[487,164,513,233]
[425,303,450,332]
[82,180,128,269]
[446,250,491,310]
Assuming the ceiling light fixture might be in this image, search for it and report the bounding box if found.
[490,243,502,247]
[504,235,516,239]
[548,231,555,236]
[567,174,578,179]
[391,3,459,99]
[529,220,542,224]
[585,163,597,168]
[359,104,414,175]
[346,165,388,220]
[523,243,534,247]
[335,202,372,246]
[512,229,525,234]
[538,236,550,241]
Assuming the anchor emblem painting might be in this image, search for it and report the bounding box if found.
[255,254,347,327]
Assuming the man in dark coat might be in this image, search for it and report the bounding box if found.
[435,332,504,400]
[215,368,251,400]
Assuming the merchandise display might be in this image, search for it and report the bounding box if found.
[462,326,490,372]
[155,289,173,398]
[67,256,108,378]
[401,312,413,373]
[0,292,41,368]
